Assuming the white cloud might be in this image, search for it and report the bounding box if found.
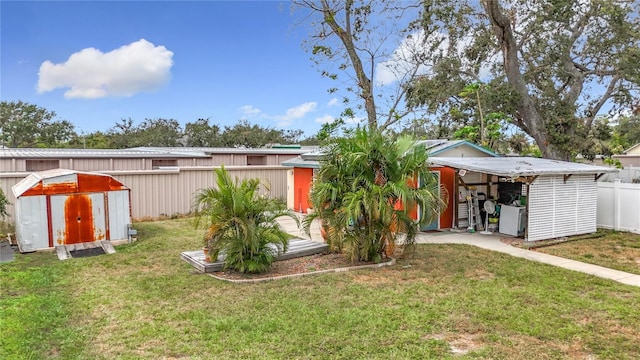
[239,105,262,119]
[37,39,173,99]
[238,102,319,127]
[327,97,338,107]
[375,29,499,87]
[315,115,334,124]
[274,102,317,126]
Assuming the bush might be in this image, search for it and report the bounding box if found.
[303,128,447,262]
[194,166,298,273]
[0,188,9,219]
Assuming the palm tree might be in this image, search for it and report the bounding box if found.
[194,166,298,273]
[303,128,447,263]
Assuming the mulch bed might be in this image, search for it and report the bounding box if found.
[212,252,379,281]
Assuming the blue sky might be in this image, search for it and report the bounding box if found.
[1,1,344,137]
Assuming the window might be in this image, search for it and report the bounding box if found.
[152,159,178,169]
[247,155,267,165]
[26,160,59,171]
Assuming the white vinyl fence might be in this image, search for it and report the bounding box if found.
[597,180,640,234]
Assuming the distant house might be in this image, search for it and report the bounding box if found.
[282,140,617,241]
[281,140,498,232]
[588,143,640,168]
[624,143,640,155]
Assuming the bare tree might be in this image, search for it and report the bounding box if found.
[293,0,424,131]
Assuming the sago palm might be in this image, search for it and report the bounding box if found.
[304,128,447,263]
[194,166,298,273]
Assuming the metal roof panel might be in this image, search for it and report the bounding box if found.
[428,157,618,177]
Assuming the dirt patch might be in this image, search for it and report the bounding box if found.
[211,252,384,281]
[428,333,484,355]
[499,237,525,247]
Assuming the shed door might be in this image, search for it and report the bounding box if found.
[420,171,441,231]
[287,170,294,210]
[51,193,107,245]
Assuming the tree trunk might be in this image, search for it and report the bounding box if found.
[320,0,377,130]
[483,0,569,160]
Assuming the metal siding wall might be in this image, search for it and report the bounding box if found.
[0,174,25,219]
[528,175,596,241]
[233,156,247,166]
[108,190,131,240]
[26,160,59,171]
[0,159,12,172]
[195,158,213,166]
[2,160,27,172]
[121,167,288,219]
[15,195,49,251]
[210,154,233,165]
[2,167,290,221]
[73,159,112,171]
[116,159,148,171]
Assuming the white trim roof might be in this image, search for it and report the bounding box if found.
[429,156,618,177]
[0,146,318,159]
[133,146,317,155]
[0,148,206,159]
[281,140,495,169]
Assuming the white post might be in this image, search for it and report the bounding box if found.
[614,179,621,231]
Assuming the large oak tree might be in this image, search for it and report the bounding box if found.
[0,101,75,148]
[407,0,640,160]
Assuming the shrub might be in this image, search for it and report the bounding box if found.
[303,128,447,262]
[194,166,298,273]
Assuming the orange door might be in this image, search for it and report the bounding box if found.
[50,193,106,245]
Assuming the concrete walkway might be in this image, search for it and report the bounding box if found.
[277,214,640,288]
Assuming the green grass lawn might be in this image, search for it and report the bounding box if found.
[535,230,640,275]
[2,219,640,359]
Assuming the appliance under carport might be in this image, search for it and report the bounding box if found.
[428,157,617,241]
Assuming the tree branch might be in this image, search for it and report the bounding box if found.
[586,75,620,129]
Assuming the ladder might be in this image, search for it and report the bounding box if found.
[466,187,484,231]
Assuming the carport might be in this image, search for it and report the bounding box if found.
[428,157,617,241]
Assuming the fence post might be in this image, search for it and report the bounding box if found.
[614,179,621,231]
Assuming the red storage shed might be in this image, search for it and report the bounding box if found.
[12,169,132,252]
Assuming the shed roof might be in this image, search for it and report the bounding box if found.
[428,156,618,177]
[12,169,126,197]
[280,156,319,168]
